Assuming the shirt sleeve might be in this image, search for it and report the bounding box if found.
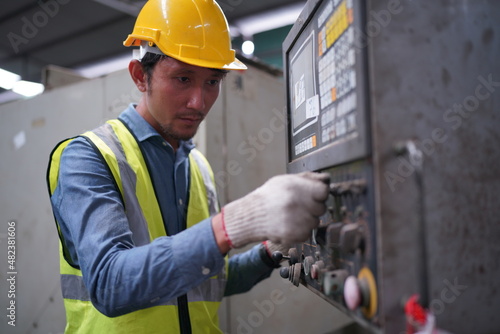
[50,137,226,317]
[225,244,275,296]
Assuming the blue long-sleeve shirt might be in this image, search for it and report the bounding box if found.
[50,104,274,317]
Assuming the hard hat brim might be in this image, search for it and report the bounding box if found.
[124,35,247,71]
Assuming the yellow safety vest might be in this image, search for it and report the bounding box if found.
[47,119,226,333]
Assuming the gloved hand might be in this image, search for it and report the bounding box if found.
[222,172,330,248]
[264,240,289,258]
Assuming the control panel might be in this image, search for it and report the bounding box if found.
[282,0,379,327]
[277,160,379,324]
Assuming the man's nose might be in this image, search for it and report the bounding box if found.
[187,86,205,110]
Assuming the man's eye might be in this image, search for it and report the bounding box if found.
[177,77,189,83]
[208,79,220,85]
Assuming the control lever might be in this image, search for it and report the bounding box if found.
[271,248,299,265]
[271,251,287,263]
[273,249,302,287]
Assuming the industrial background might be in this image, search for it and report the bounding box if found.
[1,0,499,333]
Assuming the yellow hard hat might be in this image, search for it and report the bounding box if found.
[123,0,247,70]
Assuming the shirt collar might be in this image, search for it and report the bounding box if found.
[118,104,195,153]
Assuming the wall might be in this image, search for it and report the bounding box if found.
[367,1,500,332]
[0,77,108,334]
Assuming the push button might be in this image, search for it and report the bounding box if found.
[343,267,378,319]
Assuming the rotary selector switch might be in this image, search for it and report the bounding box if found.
[280,263,302,287]
[288,247,299,265]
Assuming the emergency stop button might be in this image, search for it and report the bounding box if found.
[343,267,378,319]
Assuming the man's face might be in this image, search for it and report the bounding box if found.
[138,56,225,148]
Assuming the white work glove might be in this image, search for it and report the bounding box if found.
[222,172,330,248]
[264,240,289,258]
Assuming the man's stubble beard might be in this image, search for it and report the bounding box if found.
[157,114,205,142]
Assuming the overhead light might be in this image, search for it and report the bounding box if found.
[242,40,255,56]
[0,68,21,90]
[0,90,23,105]
[12,80,45,97]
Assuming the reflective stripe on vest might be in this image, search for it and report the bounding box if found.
[60,274,226,304]
[47,119,226,334]
[91,122,152,245]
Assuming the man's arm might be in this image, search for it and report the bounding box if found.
[224,243,280,296]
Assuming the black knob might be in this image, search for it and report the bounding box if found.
[272,251,284,263]
[280,266,290,279]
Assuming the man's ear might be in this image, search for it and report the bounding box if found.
[129,59,147,92]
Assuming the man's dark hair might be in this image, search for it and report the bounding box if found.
[140,52,168,87]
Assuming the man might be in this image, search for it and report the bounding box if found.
[47,0,330,333]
